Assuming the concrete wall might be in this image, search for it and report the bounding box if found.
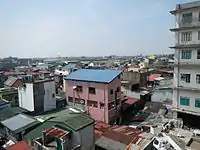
[66,76,121,123]
[175,9,200,28]
[70,124,94,150]
[43,81,56,111]
[18,83,34,111]
[122,71,140,84]
[174,67,200,89]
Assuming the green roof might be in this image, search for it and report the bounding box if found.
[62,64,77,70]
[0,109,17,121]
[25,108,93,140]
[0,107,28,122]
[25,121,56,140]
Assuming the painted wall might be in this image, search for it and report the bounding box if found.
[66,76,121,123]
[43,81,56,111]
[18,83,34,111]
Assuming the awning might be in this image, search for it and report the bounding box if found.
[154,77,164,81]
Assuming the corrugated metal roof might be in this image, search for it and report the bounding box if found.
[4,77,18,87]
[25,121,56,140]
[1,114,39,133]
[66,69,122,83]
[5,141,32,150]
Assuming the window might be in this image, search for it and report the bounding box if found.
[108,101,115,110]
[89,87,96,94]
[181,50,192,59]
[180,97,190,106]
[196,74,200,84]
[181,32,192,42]
[197,50,200,59]
[76,86,83,92]
[116,87,120,92]
[195,99,200,108]
[75,98,85,105]
[52,93,55,98]
[181,73,191,83]
[87,100,98,107]
[110,89,113,95]
[182,13,192,24]
[68,97,73,102]
[198,31,200,40]
[100,103,105,109]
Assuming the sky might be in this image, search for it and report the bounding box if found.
[0,0,193,58]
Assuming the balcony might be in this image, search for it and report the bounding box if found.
[178,17,200,28]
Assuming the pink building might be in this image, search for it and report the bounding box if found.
[65,69,123,123]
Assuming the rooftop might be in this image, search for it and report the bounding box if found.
[25,108,93,140]
[5,141,32,150]
[1,114,39,133]
[66,69,122,83]
[4,76,19,87]
[170,1,200,14]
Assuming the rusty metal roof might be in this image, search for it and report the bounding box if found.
[95,121,111,136]
[102,126,143,145]
[44,127,70,139]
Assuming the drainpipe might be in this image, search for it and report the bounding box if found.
[177,5,181,112]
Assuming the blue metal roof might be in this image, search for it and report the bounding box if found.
[65,69,123,83]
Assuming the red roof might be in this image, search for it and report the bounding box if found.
[6,141,32,150]
[4,71,14,76]
[148,74,161,82]
[95,121,111,135]
[124,97,138,105]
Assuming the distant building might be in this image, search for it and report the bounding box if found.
[18,77,56,114]
[170,1,200,122]
[65,69,123,124]
[122,70,140,91]
[15,66,32,73]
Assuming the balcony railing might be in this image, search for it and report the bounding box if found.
[178,17,200,27]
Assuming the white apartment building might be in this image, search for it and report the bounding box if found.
[18,77,56,114]
[170,1,200,117]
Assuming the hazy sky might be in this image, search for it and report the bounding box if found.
[0,0,192,57]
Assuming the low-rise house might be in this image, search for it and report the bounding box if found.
[65,69,123,124]
[18,77,56,114]
[25,108,94,150]
[4,77,22,88]
[0,114,39,142]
